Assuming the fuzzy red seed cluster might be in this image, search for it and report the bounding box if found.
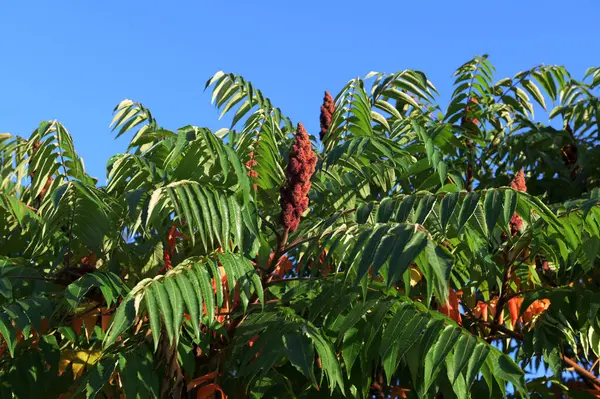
[509,170,527,236]
[245,152,259,179]
[280,123,317,232]
[462,97,480,127]
[319,92,335,141]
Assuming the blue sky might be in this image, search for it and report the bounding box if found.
[1,0,598,182]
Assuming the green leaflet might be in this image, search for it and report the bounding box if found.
[174,185,195,245]
[335,297,379,340]
[304,323,345,395]
[484,189,503,234]
[228,196,244,249]
[371,234,396,277]
[487,348,528,396]
[103,295,137,349]
[452,333,478,383]
[175,271,201,341]
[206,259,224,308]
[194,265,215,326]
[144,286,161,351]
[119,345,159,399]
[457,191,481,233]
[414,194,437,225]
[423,241,453,302]
[204,188,223,247]
[423,325,461,392]
[376,198,396,223]
[65,272,125,311]
[184,268,204,339]
[152,281,174,344]
[387,228,427,287]
[465,342,490,390]
[183,184,206,250]
[501,189,518,228]
[164,277,184,345]
[0,313,16,357]
[283,332,316,385]
[381,312,429,384]
[380,303,415,362]
[395,195,416,222]
[342,327,362,379]
[356,202,373,224]
[446,353,469,399]
[355,225,390,283]
[84,358,119,399]
[440,192,459,233]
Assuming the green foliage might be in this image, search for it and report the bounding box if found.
[0,55,599,398]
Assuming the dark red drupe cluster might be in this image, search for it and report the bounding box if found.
[511,169,527,192]
[245,152,259,178]
[509,170,527,236]
[280,123,317,232]
[462,97,480,127]
[319,91,335,141]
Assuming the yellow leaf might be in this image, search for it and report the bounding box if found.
[409,266,423,287]
[58,350,102,379]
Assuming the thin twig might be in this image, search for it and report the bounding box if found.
[5,275,53,281]
[265,276,315,286]
[492,238,530,330]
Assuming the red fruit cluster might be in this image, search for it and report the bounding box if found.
[280,123,317,232]
[245,152,259,179]
[160,225,183,274]
[509,170,527,236]
[39,176,54,200]
[462,97,480,127]
[319,91,335,141]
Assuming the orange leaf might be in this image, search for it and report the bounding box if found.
[439,289,462,324]
[196,383,227,399]
[101,314,113,332]
[187,371,218,391]
[82,313,98,341]
[472,301,488,322]
[390,386,410,398]
[72,318,82,336]
[523,299,550,323]
[488,296,504,322]
[39,318,49,335]
[248,334,259,347]
[508,297,522,328]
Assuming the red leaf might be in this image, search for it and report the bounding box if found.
[439,289,462,324]
[187,371,218,391]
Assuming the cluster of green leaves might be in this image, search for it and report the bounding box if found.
[0,55,599,399]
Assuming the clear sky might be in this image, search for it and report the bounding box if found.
[1,0,598,182]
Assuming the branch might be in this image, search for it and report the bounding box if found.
[264,276,326,287]
[5,275,53,281]
[563,356,600,390]
[492,238,530,328]
[479,318,600,390]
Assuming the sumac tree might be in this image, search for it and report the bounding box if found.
[0,55,600,398]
